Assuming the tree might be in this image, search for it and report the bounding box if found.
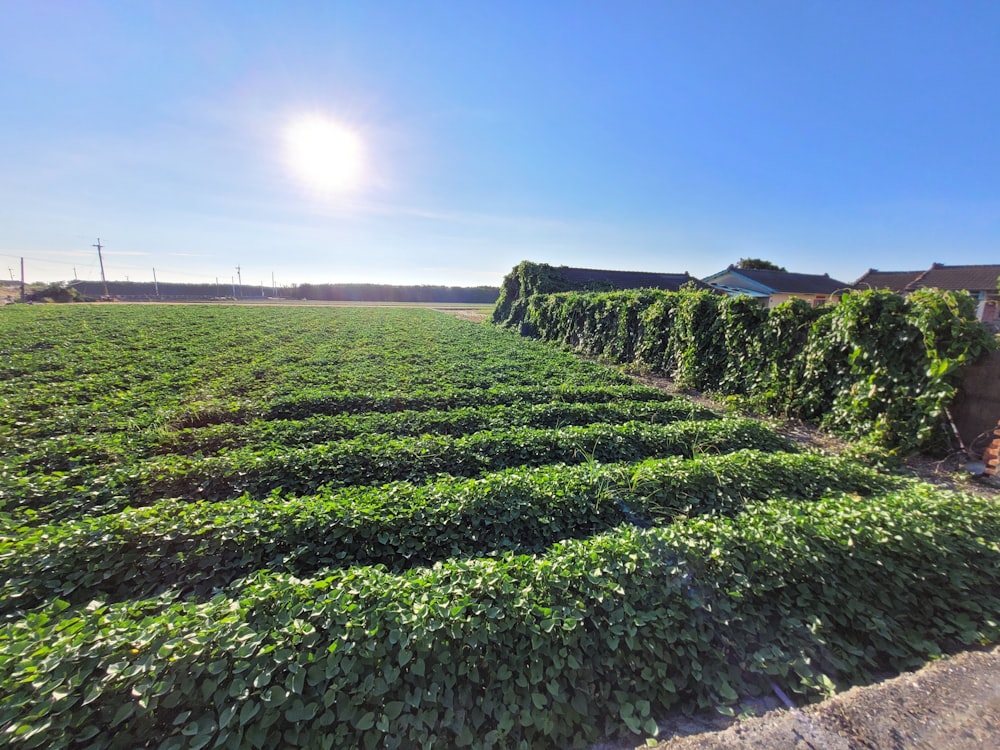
[27,283,79,303]
[737,258,787,272]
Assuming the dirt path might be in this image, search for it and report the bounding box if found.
[595,645,1000,750]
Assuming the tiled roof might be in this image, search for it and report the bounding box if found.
[853,264,1000,294]
[727,268,850,295]
[556,267,710,292]
[852,269,925,293]
[910,264,1000,293]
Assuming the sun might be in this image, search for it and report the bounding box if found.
[284,115,364,193]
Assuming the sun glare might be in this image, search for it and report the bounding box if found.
[284,115,364,193]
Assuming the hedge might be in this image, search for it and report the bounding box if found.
[494,262,994,454]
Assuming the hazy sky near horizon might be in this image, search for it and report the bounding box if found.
[2,1,998,288]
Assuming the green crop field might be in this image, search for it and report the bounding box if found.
[1,304,998,749]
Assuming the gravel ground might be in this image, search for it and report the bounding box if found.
[589,645,1000,750]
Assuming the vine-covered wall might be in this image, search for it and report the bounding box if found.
[494,269,994,454]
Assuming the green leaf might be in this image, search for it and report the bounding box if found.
[110,702,134,728]
[716,680,738,701]
[285,699,317,723]
[384,701,404,721]
[260,686,287,708]
[239,700,260,727]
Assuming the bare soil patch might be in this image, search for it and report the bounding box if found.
[434,306,492,323]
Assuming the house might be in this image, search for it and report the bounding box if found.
[702,266,850,308]
[849,269,925,293]
[853,263,1000,324]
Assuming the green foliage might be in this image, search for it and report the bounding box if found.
[1,487,997,749]
[669,291,724,389]
[635,292,682,372]
[522,290,667,363]
[737,258,786,272]
[760,300,827,415]
[800,290,993,452]
[25,283,80,303]
[264,383,649,422]
[493,261,577,326]
[2,418,791,523]
[161,397,713,456]
[0,450,895,613]
[496,276,994,453]
[3,303,998,749]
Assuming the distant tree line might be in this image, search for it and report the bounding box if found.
[68,281,222,300]
[289,283,499,303]
[60,280,499,303]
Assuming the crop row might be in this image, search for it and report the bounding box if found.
[0,419,791,525]
[9,389,699,474]
[1,306,632,446]
[2,486,997,749]
[0,450,899,614]
[161,398,715,456]
[260,383,666,422]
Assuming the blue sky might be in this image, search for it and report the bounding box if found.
[2,1,998,288]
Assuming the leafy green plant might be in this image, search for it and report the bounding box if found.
[0,450,900,617]
[1,485,997,749]
[495,271,994,454]
[4,301,998,750]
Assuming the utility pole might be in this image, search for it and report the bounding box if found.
[260,281,265,298]
[7,267,12,281]
[152,267,160,298]
[235,265,243,298]
[20,257,25,302]
[94,238,109,298]
[231,276,236,298]
[73,267,78,280]
[216,277,220,297]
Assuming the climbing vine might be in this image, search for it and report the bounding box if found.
[494,264,994,454]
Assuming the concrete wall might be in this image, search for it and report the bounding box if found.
[953,350,1000,450]
[766,293,842,308]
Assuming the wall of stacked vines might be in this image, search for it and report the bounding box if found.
[494,285,994,455]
